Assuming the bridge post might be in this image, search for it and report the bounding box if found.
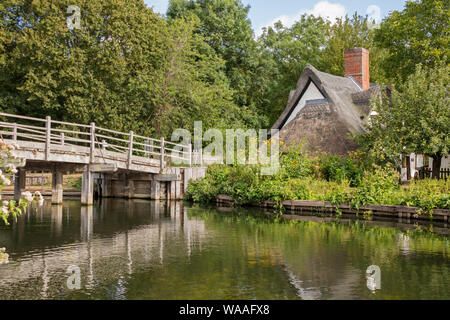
[188,144,192,167]
[90,123,95,162]
[81,168,94,206]
[126,179,135,199]
[51,170,63,204]
[128,131,134,169]
[160,137,165,170]
[12,123,17,141]
[148,140,154,158]
[101,174,112,198]
[45,116,51,161]
[151,180,161,200]
[14,169,26,201]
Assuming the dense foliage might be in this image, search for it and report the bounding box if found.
[374,0,449,82]
[0,0,252,137]
[2,0,447,138]
[186,146,450,215]
[359,62,450,177]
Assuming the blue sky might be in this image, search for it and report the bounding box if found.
[144,0,407,36]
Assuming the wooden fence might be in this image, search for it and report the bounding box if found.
[418,168,450,180]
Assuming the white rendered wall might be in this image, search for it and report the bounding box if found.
[282,81,325,129]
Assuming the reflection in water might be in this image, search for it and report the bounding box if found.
[0,200,449,300]
[51,205,63,237]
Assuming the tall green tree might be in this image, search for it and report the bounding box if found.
[374,0,449,82]
[360,63,449,178]
[0,0,245,138]
[167,0,269,128]
[319,13,388,85]
[0,0,168,133]
[150,16,247,136]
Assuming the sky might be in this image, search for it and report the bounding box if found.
[144,0,408,36]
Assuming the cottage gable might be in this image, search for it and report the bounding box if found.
[272,53,380,155]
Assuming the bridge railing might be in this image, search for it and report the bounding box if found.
[0,112,192,169]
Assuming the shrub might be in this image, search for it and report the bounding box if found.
[350,166,400,210]
[400,179,450,214]
[317,151,371,187]
[279,145,314,179]
[186,152,449,215]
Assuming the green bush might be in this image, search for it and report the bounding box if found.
[350,166,400,210]
[400,179,450,214]
[279,144,315,179]
[186,147,449,216]
[317,151,371,187]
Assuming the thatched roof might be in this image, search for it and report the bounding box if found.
[272,65,380,155]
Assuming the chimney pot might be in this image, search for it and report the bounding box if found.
[344,47,370,91]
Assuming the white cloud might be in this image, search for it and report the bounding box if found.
[144,0,169,14]
[366,5,381,24]
[256,1,346,37]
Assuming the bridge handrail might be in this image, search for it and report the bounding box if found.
[0,112,47,123]
[0,112,193,168]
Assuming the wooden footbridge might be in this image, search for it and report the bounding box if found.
[0,112,205,205]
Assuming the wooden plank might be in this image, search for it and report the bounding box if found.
[89,163,118,173]
[45,116,51,161]
[154,174,181,182]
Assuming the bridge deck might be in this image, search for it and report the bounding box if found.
[4,139,161,174]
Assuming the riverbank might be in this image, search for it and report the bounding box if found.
[216,195,450,223]
[185,151,449,220]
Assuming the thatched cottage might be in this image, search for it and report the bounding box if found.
[272,47,379,155]
[272,47,450,179]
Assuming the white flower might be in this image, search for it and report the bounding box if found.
[38,199,44,206]
[1,206,8,215]
[1,176,11,186]
[2,201,9,206]
[22,191,33,202]
[7,164,18,175]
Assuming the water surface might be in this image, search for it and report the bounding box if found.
[0,200,449,300]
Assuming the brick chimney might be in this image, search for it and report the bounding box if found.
[344,47,370,91]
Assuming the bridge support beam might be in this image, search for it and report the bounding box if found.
[100,174,112,198]
[14,169,26,201]
[81,169,94,206]
[151,180,161,200]
[51,170,63,204]
[126,180,135,199]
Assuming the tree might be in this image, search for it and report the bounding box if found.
[360,63,449,178]
[0,0,169,134]
[0,0,248,137]
[150,16,248,136]
[374,0,449,82]
[167,0,270,128]
[319,13,388,85]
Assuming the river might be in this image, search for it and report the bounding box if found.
[0,199,449,300]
